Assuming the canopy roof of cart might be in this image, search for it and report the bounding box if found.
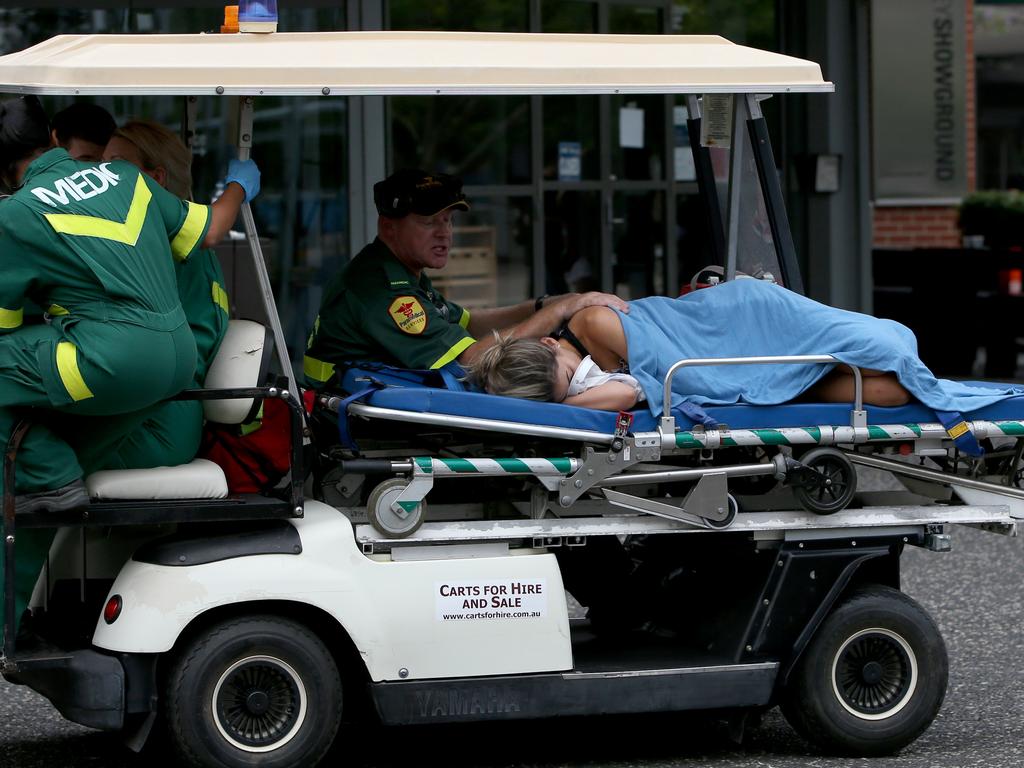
[0,30,833,96]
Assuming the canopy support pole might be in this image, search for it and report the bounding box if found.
[686,95,727,267]
[745,94,804,294]
[724,95,747,281]
[236,96,300,399]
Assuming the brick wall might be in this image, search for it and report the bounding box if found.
[871,0,975,250]
[873,206,962,248]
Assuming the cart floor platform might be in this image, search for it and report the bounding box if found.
[354,503,1020,552]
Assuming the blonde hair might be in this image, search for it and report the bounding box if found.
[111,119,193,199]
[467,335,558,401]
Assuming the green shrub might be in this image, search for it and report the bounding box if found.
[959,190,1024,249]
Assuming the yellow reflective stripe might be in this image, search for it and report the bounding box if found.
[44,175,151,245]
[171,201,210,262]
[55,341,94,402]
[0,306,23,329]
[303,354,336,383]
[212,281,229,314]
[429,336,476,370]
[458,308,470,329]
[47,304,69,316]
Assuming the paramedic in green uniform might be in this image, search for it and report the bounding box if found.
[304,168,628,388]
[94,119,236,469]
[8,103,115,332]
[303,169,645,634]
[0,96,257,636]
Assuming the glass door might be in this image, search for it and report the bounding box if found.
[541,0,674,298]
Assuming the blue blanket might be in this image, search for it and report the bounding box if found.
[618,280,1024,418]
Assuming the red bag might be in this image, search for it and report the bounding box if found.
[198,397,292,493]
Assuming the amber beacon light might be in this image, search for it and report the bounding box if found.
[220,5,239,33]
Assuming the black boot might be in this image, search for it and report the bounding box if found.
[15,479,89,514]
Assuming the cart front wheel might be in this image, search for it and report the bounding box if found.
[367,477,426,538]
[166,615,341,768]
[781,585,947,756]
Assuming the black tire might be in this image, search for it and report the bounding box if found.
[165,615,342,768]
[792,447,857,515]
[781,585,948,756]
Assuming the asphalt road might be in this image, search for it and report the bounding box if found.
[2,524,1022,768]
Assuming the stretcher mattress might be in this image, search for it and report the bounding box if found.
[340,368,1024,435]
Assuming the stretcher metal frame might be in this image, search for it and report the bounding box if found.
[326,352,1024,542]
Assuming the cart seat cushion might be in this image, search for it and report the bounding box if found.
[204,319,272,425]
[339,366,1024,434]
[86,458,229,500]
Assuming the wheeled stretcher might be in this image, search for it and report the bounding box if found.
[316,356,1024,540]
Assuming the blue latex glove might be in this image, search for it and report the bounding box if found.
[225,158,261,202]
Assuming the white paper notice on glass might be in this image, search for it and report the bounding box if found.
[619,106,645,149]
[700,94,733,148]
[814,154,841,193]
[675,147,696,181]
[558,141,582,182]
[673,105,696,181]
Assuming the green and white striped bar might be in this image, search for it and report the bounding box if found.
[671,419,1024,450]
[414,456,579,476]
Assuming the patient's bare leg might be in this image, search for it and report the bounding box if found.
[809,368,910,407]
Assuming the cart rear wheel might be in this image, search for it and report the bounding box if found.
[781,585,947,756]
[792,447,857,514]
[367,477,425,538]
[166,615,341,768]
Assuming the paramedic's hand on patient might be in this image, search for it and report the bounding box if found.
[204,158,262,247]
[558,291,629,319]
[225,158,261,202]
[459,290,629,365]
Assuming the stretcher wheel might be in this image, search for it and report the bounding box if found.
[793,448,857,515]
[367,478,425,538]
[704,494,739,529]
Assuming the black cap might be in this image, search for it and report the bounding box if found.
[373,169,470,218]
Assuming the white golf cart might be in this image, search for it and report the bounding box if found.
[2,26,1022,768]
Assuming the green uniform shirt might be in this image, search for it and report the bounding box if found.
[0,148,211,335]
[305,238,475,386]
[177,247,229,382]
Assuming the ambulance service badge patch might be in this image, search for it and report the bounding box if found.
[388,296,427,335]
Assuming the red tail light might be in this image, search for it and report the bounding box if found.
[103,595,123,624]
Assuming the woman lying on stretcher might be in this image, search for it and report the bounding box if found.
[468,279,913,412]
